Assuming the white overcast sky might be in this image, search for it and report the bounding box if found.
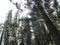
[0,0,17,23]
[0,0,29,23]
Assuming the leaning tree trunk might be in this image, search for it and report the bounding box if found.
[0,29,4,45]
[37,2,60,45]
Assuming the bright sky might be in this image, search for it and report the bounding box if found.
[0,0,16,23]
[0,0,29,23]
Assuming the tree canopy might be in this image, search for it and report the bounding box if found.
[0,0,60,45]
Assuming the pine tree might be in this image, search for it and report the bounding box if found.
[4,10,12,45]
[37,0,60,45]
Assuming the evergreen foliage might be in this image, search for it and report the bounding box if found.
[0,0,60,45]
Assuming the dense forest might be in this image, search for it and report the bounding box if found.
[0,0,60,45]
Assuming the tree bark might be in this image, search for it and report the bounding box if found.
[37,2,60,45]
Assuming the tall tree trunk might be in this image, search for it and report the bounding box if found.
[34,36,42,45]
[37,2,60,45]
[20,38,24,45]
[26,30,31,45]
[4,28,10,45]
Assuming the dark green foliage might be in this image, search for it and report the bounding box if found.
[0,0,60,45]
[53,0,58,9]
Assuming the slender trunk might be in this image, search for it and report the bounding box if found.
[0,30,4,45]
[26,30,31,45]
[20,38,24,45]
[34,36,41,45]
[4,29,9,45]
